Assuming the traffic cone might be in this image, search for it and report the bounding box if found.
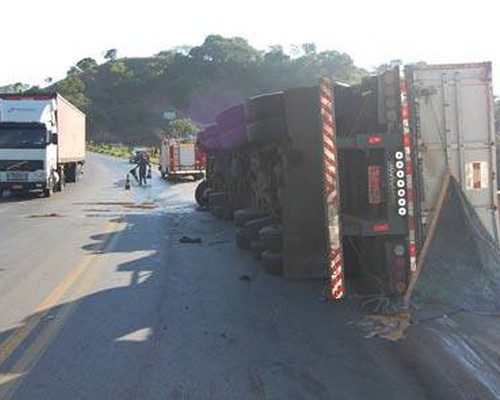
[125,174,131,190]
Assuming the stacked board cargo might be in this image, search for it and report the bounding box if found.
[0,93,86,197]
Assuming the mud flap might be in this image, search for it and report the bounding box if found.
[281,81,344,289]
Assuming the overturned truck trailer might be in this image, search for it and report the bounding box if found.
[197,62,499,300]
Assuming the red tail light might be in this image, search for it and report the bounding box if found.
[374,223,390,232]
[368,135,382,145]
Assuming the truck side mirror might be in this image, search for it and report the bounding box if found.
[51,133,58,145]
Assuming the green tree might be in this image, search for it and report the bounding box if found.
[108,60,127,74]
[67,66,80,76]
[264,45,290,65]
[76,57,98,72]
[189,35,261,65]
[165,118,200,139]
[54,76,88,110]
[104,48,117,61]
[302,43,317,57]
[12,82,25,93]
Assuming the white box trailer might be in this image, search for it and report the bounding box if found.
[0,93,86,197]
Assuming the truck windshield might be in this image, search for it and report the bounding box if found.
[0,128,47,149]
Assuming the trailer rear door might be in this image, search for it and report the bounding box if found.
[409,63,499,243]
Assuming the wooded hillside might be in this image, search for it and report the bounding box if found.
[28,35,369,145]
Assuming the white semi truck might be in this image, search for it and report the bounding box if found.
[0,93,86,197]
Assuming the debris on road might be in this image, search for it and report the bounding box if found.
[123,202,157,210]
[354,309,412,341]
[179,236,202,244]
[239,274,254,282]
[28,213,63,218]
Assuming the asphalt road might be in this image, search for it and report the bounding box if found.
[0,153,436,399]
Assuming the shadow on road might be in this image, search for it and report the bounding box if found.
[2,204,498,400]
[0,192,42,204]
[0,211,171,399]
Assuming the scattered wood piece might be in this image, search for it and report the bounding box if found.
[28,213,63,218]
[179,236,202,244]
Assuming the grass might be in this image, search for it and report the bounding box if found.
[87,143,160,165]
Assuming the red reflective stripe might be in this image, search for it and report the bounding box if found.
[408,218,415,231]
[406,161,413,174]
[402,108,410,119]
[323,140,335,155]
[374,223,390,232]
[321,89,333,104]
[409,244,417,258]
[1,94,55,100]
[398,67,418,279]
[403,133,411,147]
[320,78,344,301]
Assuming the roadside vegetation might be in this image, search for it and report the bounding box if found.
[10,34,499,145]
[8,34,367,146]
[87,142,160,165]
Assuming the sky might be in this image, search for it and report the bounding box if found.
[1,0,499,92]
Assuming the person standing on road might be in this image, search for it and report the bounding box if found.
[137,153,151,186]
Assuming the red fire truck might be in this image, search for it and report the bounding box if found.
[159,136,206,181]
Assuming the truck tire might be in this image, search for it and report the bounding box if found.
[243,216,279,239]
[245,92,284,122]
[75,163,82,182]
[247,117,288,144]
[250,240,266,260]
[65,163,76,183]
[56,167,65,192]
[208,192,228,209]
[237,217,279,249]
[44,174,55,197]
[259,225,283,252]
[195,180,210,206]
[234,208,269,228]
[212,206,226,219]
[262,250,284,276]
[235,228,252,250]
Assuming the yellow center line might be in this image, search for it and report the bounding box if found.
[0,219,122,376]
[0,225,123,399]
